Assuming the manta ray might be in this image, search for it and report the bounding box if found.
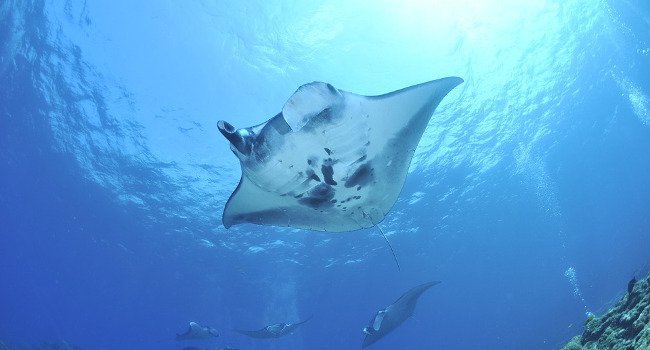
[362,281,440,348]
[218,77,463,232]
[176,322,219,341]
[234,315,313,339]
[182,347,239,350]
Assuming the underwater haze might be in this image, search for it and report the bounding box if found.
[1,0,650,349]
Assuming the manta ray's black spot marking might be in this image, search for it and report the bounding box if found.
[357,186,361,191]
[321,164,337,186]
[306,169,321,182]
[331,199,337,203]
[344,162,374,188]
[324,148,332,155]
[299,184,335,209]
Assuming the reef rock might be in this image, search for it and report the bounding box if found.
[561,273,650,350]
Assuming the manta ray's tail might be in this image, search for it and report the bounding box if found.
[376,223,401,271]
[363,210,401,271]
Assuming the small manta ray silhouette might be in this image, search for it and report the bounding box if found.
[362,282,440,348]
[182,347,239,350]
[234,315,313,339]
[176,322,219,341]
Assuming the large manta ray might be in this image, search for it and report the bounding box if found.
[362,281,440,348]
[218,77,463,232]
[234,315,313,339]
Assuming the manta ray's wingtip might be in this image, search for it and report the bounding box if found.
[221,175,247,229]
[412,76,463,97]
[445,76,464,86]
[221,204,234,229]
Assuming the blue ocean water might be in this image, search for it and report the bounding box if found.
[1,1,649,349]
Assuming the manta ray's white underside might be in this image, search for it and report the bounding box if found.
[218,77,463,232]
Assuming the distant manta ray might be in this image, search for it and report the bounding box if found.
[362,281,440,348]
[182,347,239,350]
[234,315,313,339]
[218,77,463,232]
[176,322,219,341]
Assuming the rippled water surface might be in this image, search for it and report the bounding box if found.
[1,1,649,349]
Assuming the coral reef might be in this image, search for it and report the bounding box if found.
[561,273,650,349]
